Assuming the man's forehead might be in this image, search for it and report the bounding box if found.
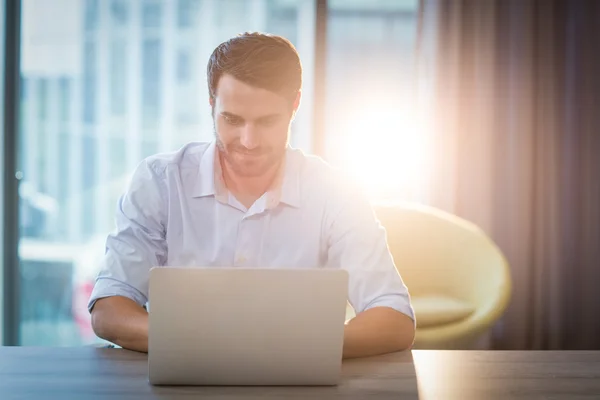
[214,76,289,117]
[216,74,279,98]
[220,110,281,119]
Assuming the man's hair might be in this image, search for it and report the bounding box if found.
[207,32,302,104]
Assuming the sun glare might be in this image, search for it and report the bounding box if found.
[335,106,431,201]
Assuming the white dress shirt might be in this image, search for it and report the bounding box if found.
[88,141,415,322]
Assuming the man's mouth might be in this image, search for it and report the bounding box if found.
[235,150,265,157]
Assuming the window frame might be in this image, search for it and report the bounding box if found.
[2,0,23,346]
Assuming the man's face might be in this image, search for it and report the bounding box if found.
[212,74,298,177]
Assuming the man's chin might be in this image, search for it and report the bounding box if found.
[231,164,272,177]
[228,157,275,177]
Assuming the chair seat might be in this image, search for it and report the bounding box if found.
[411,295,475,328]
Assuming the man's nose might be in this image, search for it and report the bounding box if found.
[239,124,260,150]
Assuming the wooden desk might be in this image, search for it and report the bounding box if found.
[0,347,599,399]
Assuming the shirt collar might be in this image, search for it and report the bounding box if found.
[277,150,301,208]
[192,141,301,209]
[192,141,226,201]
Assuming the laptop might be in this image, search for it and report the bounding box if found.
[147,267,349,386]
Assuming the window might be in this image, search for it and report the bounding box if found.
[36,79,48,193]
[177,0,199,29]
[110,41,127,115]
[142,1,162,29]
[215,0,249,28]
[57,132,70,239]
[10,0,376,345]
[109,138,127,180]
[110,0,129,26]
[141,141,158,160]
[9,0,424,347]
[324,0,423,200]
[175,47,199,126]
[58,78,70,122]
[37,78,47,121]
[266,3,298,44]
[82,41,96,123]
[19,258,75,345]
[176,50,191,83]
[141,39,161,129]
[81,134,96,239]
[84,0,98,31]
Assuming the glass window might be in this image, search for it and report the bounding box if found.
[266,2,298,44]
[177,0,199,28]
[109,137,127,180]
[324,0,422,200]
[36,79,48,193]
[58,78,70,122]
[141,141,158,159]
[84,0,98,31]
[110,0,129,26]
[141,39,161,129]
[81,134,96,192]
[215,0,249,28]
[20,258,76,345]
[176,50,191,83]
[110,41,127,115]
[57,132,71,239]
[81,134,96,239]
[37,78,47,121]
[17,0,316,346]
[142,1,162,29]
[82,41,95,123]
[175,46,199,126]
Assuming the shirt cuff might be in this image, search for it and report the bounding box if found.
[363,293,416,326]
[87,277,148,313]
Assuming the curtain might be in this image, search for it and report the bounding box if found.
[418,0,600,350]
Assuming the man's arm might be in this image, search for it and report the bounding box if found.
[325,179,416,359]
[88,159,167,352]
[343,306,414,359]
[91,296,149,353]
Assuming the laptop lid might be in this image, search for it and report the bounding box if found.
[148,267,349,386]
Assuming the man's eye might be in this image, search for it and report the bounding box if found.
[259,118,278,127]
[224,116,242,125]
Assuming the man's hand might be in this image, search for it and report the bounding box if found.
[90,296,149,353]
[342,306,415,359]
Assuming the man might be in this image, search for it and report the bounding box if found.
[88,32,415,359]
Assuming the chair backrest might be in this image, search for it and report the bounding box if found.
[373,202,511,311]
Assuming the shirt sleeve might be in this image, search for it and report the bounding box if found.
[87,159,168,313]
[325,181,415,323]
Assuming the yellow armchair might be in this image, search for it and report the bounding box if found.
[361,202,512,349]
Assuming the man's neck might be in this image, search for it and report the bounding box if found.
[220,154,283,208]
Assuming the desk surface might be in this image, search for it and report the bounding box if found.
[1,347,599,399]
